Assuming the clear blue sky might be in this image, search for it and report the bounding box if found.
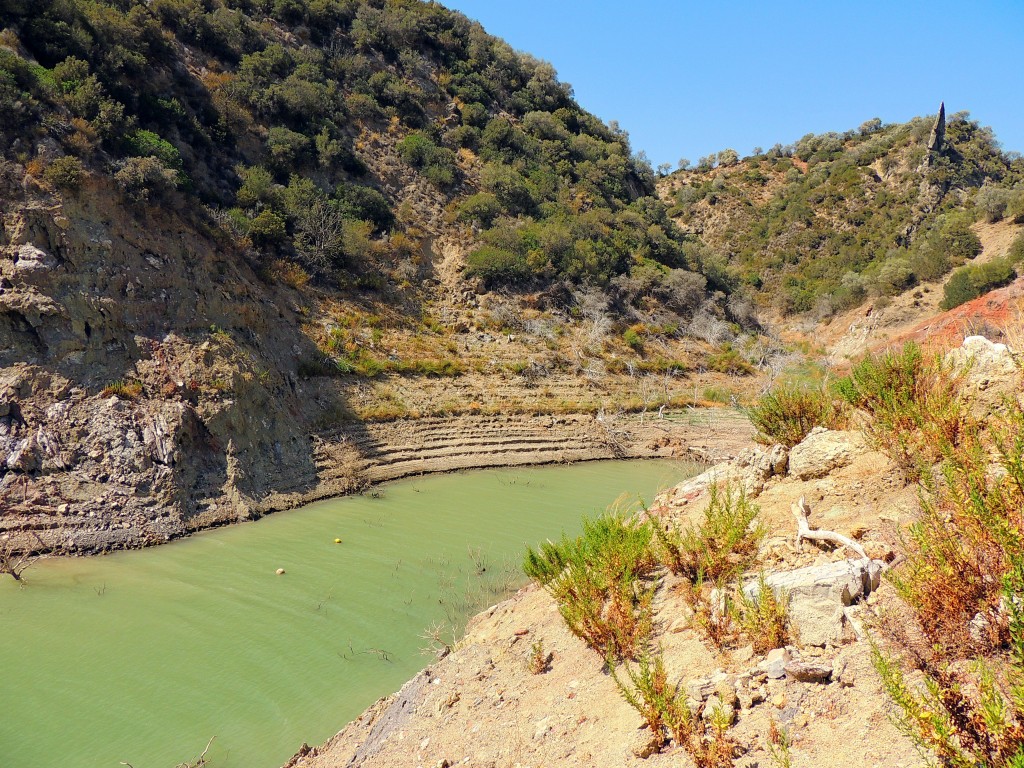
[440,0,1024,168]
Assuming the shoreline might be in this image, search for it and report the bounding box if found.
[3,408,753,560]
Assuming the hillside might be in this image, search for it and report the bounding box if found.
[0,0,762,554]
[657,108,1024,319]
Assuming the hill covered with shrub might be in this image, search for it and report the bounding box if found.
[0,0,727,321]
[659,110,1024,317]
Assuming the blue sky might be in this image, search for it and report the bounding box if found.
[441,0,1024,168]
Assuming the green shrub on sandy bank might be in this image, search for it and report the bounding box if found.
[834,342,972,480]
[650,484,762,583]
[940,255,1019,311]
[523,512,656,660]
[746,385,847,447]
[611,649,735,765]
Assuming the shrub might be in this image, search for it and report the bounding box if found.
[650,484,762,583]
[524,512,656,660]
[737,575,791,653]
[465,245,530,286]
[623,326,643,351]
[706,343,754,376]
[247,210,288,248]
[101,379,143,399]
[834,342,972,480]
[874,403,1024,766]
[611,649,735,765]
[747,385,846,447]
[125,129,182,170]
[42,156,84,190]
[396,132,458,188]
[527,640,551,674]
[454,192,502,227]
[114,156,178,202]
[940,257,1017,311]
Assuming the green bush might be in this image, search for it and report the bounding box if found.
[524,512,656,660]
[940,257,1017,310]
[609,650,736,765]
[650,484,762,583]
[706,343,754,376]
[835,343,972,480]
[623,327,643,351]
[396,132,458,188]
[747,385,846,447]
[874,404,1024,767]
[125,129,182,170]
[114,156,178,202]
[465,245,530,286]
[247,209,288,248]
[454,192,502,227]
[42,156,84,190]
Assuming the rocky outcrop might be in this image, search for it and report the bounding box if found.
[788,428,868,481]
[946,334,1022,417]
[744,559,883,646]
[926,101,946,157]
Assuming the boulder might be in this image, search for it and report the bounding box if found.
[745,559,883,647]
[744,559,883,606]
[14,243,58,271]
[670,443,789,501]
[788,428,867,480]
[946,335,1022,417]
[784,660,832,683]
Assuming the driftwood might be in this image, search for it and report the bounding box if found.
[791,496,869,561]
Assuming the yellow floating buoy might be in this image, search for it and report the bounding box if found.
[275,568,286,575]
[334,538,343,544]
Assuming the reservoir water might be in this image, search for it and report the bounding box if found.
[0,459,700,768]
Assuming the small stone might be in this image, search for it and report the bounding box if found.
[733,644,754,664]
[773,694,787,709]
[276,568,286,575]
[764,648,791,679]
[630,730,661,758]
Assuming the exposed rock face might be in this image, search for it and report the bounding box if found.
[927,101,946,155]
[946,334,1022,417]
[788,428,867,481]
[666,442,788,501]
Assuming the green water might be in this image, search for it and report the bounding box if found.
[0,459,699,768]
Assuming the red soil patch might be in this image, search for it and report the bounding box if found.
[878,277,1022,352]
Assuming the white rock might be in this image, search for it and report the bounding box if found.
[788,428,867,480]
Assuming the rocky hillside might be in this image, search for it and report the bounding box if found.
[0,1,764,555]
[658,107,1024,319]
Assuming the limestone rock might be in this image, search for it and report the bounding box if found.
[784,660,832,683]
[763,648,791,679]
[745,560,882,647]
[14,243,58,271]
[630,730,661,758]
[788,428,867,480]
[744,559,882,606]
[946,335,1022,417]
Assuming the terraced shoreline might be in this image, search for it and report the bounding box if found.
[2,408,753,556]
